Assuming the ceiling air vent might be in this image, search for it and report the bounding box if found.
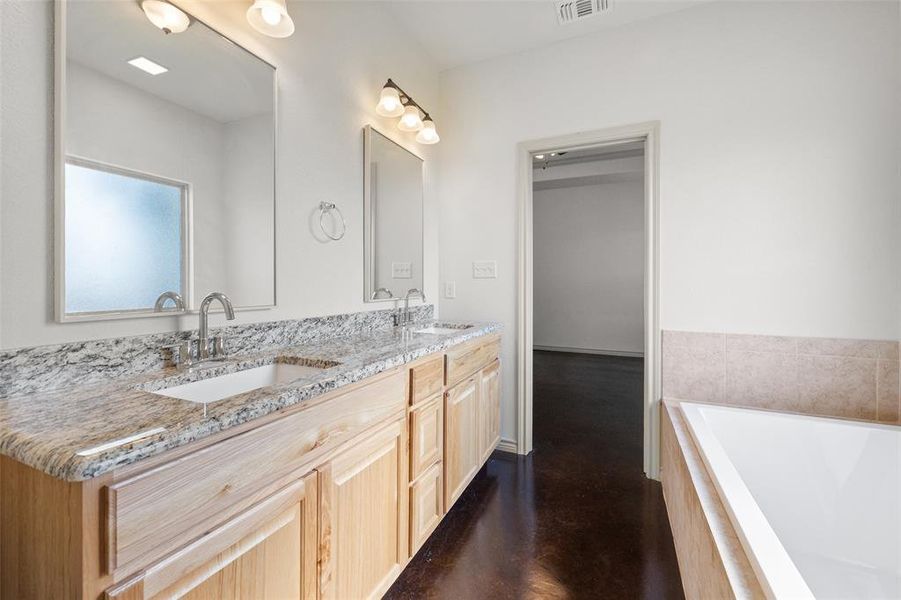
[555,0,613,25]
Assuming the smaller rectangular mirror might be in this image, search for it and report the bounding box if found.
[363,126,424,302]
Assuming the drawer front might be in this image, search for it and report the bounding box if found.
[107,369,405,579]
[409,462,443,556]
[446,335,500,387]
[105,473,317,600]
[409,356,444,405]
[409,395,442,480]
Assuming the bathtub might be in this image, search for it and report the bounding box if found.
[680,402,900,599]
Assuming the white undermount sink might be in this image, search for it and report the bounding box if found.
[153,363,325,404]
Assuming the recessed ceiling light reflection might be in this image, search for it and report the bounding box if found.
[127,56,169,76]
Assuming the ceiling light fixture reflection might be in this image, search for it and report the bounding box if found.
[141,0,190,34]
[375,78,439,144]
[246,0,295,38]
[128,56,169,75]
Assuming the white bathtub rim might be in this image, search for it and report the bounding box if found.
[680,402,816,600]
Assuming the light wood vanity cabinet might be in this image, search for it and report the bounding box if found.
[106,472,319,600]
[0,334,502,600]
[479,359,501,464]
[317,417,408,600]
[409,462,443,553]
[409,395,443,480]
[444,373,482,509]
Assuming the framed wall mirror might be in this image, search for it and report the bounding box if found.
[363,125,424,303]
[55,0,276,322]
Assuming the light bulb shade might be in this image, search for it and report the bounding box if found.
[141,0,190,34]
[397,105,423,132]
[247,0,295,38]
[376,86,404,118]
[415,119,440,144]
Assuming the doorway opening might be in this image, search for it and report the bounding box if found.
[516,123,660,479]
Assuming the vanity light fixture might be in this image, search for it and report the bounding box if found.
[128,56,169,75]
[376,86,404,118]
[246,0,295,38]
[415,116,440,144]
[376,79,440,144]
[398,105,424,132]
[141,0,190,34]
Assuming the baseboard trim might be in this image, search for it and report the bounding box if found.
[533,345,644,358]
[495,438,518,454]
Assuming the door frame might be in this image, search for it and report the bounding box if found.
[515,121,661,479]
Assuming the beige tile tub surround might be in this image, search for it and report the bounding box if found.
[660,400,765,600]
[662,331,901,423]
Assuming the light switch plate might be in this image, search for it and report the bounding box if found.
[472,260,497,279]
[444,281,456,299]
[392,262,412,279]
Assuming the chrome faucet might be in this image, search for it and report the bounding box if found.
[198,292,236,360]
[397,288,426,327]
[164,291,236,370]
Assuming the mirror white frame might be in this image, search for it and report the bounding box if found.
[362,125,424,303]
[53,0,278,323]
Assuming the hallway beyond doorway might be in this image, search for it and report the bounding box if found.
[385,351,683,599]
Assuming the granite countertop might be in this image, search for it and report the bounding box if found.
[0,321,501,482]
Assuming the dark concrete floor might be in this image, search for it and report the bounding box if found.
[384,351,684,599]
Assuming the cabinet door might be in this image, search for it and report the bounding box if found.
[409,461,443,556]
[479,359,501,464]
[444,374,481,509]
[105,473,318,600]
[409,394,443,480]
[318,418,408,600]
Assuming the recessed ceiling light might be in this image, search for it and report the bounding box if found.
[534,154,545,160]
[128,56,168,76]
[549,152,557,157]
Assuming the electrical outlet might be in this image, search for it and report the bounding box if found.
[392,262,412,279]
[472,260,497,279]
[444,281,456,299]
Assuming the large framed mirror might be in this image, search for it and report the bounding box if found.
[363,125,424,303]
[55,0,276,322]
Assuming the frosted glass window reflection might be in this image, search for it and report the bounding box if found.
[65,161,185,314]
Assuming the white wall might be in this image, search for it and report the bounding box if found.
[533,177,644,355]
[222,113,276,306]
[437,1,901,442]
[0,0,440,349]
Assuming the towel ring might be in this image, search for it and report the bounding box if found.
[318,202,346,241]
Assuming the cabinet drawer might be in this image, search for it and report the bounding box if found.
[106,369,405,579]
[105,473,317,600]
[409,356,444,405]
[446,335,500,387]
[409,462,443,556]
[409,395,442,480]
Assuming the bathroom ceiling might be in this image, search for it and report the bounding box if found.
[384,0,712,70]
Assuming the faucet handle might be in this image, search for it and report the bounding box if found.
[210,336,227,359]
[163,341,195,369]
